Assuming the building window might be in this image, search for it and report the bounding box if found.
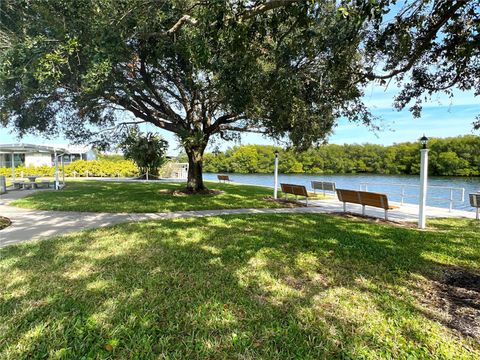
[3,154,25,168]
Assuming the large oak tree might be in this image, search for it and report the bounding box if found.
[0,1,478,191]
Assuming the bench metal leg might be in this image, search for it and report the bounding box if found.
[385,210,388,221]
[477,208,479,220]
[305,197,308,207]
[362,205,365,216]
[343,202,346,212]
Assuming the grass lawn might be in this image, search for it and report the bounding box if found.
[10,180,309,213]
[0,214,479,359]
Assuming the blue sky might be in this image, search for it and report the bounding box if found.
[1,84,478,155]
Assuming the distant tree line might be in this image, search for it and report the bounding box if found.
[203,136,480,176]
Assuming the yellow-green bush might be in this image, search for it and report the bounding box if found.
[65,160,139,177]
[0,160,139,178]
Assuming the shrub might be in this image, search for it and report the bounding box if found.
[0,160,139,178]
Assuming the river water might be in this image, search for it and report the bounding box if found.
[204,173,480,211]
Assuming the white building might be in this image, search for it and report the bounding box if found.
[0,143,96,168]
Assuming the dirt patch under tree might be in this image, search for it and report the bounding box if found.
[0,216,11,230]
[421,266,480,341]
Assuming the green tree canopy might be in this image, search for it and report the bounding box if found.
[0,1,478,190]
[119,128,168,177]
[203,135,480,176]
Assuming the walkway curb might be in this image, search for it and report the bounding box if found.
[1,189,477,248]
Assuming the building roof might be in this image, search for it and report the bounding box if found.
[51,144,94,153]
[0,143,69,154]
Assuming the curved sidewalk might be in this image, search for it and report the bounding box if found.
[1,189,477,248]
[0,204,329,248]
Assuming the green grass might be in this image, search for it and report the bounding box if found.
[10,180,296,213]
[1,214,479,359]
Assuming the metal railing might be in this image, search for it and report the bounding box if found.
[359,182,465,212]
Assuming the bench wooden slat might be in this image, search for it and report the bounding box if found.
[336,189,361,204]
[359,191,400,210]
[359,191,388,209]
[281,183,308,197]
[293,187,308,197]
[280,183,309,205]
[217,175,231,182]
[337,188,398,220]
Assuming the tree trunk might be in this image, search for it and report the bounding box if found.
[186,147,206,192]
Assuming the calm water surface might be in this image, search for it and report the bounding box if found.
[204,173,480,211]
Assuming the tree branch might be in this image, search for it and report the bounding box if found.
[97,120,146,134]
[110,94,180,133]
[365,0,466,81]
[206,114,243,134]
[166,15,199,35]
[147,0,304,37]
[220,125,266,134]
[242,0,303,20]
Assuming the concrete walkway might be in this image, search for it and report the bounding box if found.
[0,189,477,248]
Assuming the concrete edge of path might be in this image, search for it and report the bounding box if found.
[1,196,477,248]
[0,205,330,248]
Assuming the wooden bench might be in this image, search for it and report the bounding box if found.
[217,175,232,183]
[336,188,399,220]
[469,193,480,220]
[311,181,336,195]
[280,183,309,206]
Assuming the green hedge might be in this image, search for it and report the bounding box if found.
[0,160,139,178]
[203,135,480,176]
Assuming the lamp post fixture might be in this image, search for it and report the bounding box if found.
[420,134,428,149]
[418,135,429,229]
[274,150,279,199]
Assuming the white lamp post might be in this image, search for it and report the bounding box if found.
[54,150,60,190]
[273,150,279,199]
[11,152,15,181]
[418,135,429,229]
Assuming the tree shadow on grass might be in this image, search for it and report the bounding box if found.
[0,214,479,359]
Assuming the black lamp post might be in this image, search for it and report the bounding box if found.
[420,135,429,149]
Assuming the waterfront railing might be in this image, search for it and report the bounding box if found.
[359,182,465,212]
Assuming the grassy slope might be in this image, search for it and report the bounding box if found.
[0,214,479,359]
[10,180,293,213]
